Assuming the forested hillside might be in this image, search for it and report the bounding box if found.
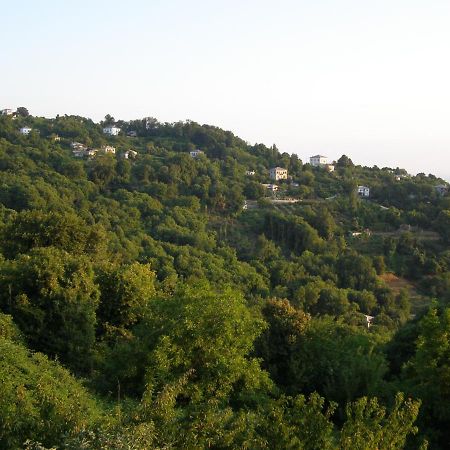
[0,110,449,449]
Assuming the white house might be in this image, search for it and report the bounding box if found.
[269,167,288,181]
[101,145,116,154]
[72,149,86,158]
[19,126,32,135]
[123,150,138,159]
[103,125,121,136]
[189,149,204,158]
[246,170,256,176]
[364,315,374,329]
[325,164,335,172]
[71,142,87,150]
[357,185,370,197]
[310,155,328,167]
[1,108,13,115]
[86,149,99,157]
[262,183,279,192]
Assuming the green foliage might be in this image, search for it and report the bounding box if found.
[1,111,447,446]
[0,247,99,372]
[340,393,422,449]
[0,337,102,449]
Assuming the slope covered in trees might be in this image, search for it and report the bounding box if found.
[0,111,449,448]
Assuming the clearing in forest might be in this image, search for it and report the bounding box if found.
[380,272,430,315]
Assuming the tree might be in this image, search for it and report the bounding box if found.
[0,337,101,449]
[96,262,156,334]
[16,106,30,117]
[337,154,354,168]
[0,247,99,373]
[340,393,422,450]
[402,306,450,447]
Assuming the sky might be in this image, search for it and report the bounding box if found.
[2,0,450,180]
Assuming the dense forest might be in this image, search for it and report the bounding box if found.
[0,109,449,449]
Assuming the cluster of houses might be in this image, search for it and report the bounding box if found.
[71,142,137,160]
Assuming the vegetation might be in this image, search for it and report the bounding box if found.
[0,110,449,448]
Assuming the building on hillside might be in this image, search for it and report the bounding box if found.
[19,126,32,135]
[269,167,288,181]
[72,150,85,158]
[123,150,137,159]
[189,149,204,158]
[86,148,99,157]
[101,145,116,154]
[71,142,87,151]
[325,164,335,172]
[262,183,279,192]
[364,315,374,329]
[1,108,13,115]
[357,185,370,197]
[127,130,138,137]
[246,170,256,176]
[435,184,449,196]
[103,125,121,136]
[310,155,328,167]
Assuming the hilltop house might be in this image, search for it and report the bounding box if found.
[1,108,13,115]
[190,149,204,158]
[269,167,288,181]
[325,164,335,172]
[357,185,370,197]
[19,126,32,135]
[123,150,137,159]
[103,125,121,136]
[246,170,255,176]
[310,155,328,167]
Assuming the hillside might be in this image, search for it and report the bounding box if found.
[0,110,449,449]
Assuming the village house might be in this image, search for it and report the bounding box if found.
[72,150,85,158]
[325,164,335,172]
[262,183,279,192]
[246,170,256,176]
[86,149,99,158]
[71,142,87,151]
[269,167,288,181]
[357,185,370,197]
[309,155,328,167]
[103,125,121,136]
[101,145,116,154]
[1,108,13,115]
[435,184,449,196]
[190,149,204,158]
[123,150,138,159]
[19,126,32,135]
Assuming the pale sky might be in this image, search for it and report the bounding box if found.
[2,0,450,180]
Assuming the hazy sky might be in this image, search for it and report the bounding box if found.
[2,0,450,180]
